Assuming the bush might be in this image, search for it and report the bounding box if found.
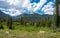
[0,24,4,29]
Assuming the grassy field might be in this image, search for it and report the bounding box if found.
[0,27,60,38]
[0,22,60,38]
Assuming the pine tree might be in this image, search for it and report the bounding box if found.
[0,19,4,29]
[20,16,24,25]
[46,16,51,27]
[7,16,12,29]
[55,0,59,27]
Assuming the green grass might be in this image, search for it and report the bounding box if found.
[0,29,60,38]
[0,25,60,38]
[0,22,60,38]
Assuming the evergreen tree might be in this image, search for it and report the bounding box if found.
[55,0,59,27]
[0,19,4,29]
[7,16,12,29]
[20,16,24,25]
[40,19,45,27]
[23,20,27,26]
[46,16,51,27]
[36,21,40,27]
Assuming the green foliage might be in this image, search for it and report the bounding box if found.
[0,24,4,29]
[20,16,24,25]
[7,16,13,29]
[55,0,59,27]
[0,20,4,29]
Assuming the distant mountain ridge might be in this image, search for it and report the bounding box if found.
[21,13,54,22]
[0,11,54,22]
[0,11,10,21]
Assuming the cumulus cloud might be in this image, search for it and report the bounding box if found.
[22,0,34,13]
[1,8,22,16]
[0,1,10,9]
[21,0,47,12]
[0,0,55,16]
[0,0,5,1]
[33,0,47,12]
[42,2,54,15]
[8,10,22,16]
[6,0,24,8]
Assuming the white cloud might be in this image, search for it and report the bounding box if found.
[22,0,30,7]
[0,0,5,1]
[22,0,47,13]
[0,0,55,16]
[0,0,47,13]
[42,2,54,15]
[9,10,21,16]
[22,0,33,12]
[22,0,47,12]
[8,8,22,16]
[6,0,19,5]
[4,0,24,8]
[32,2,37,8]
[33,0,47,12]
[1,8,22,16]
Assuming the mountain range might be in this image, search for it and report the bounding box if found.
[21,13,54,22]
[0,10,54,22]
[0,10,10,21]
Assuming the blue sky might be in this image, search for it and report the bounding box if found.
[0,0,55,16]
